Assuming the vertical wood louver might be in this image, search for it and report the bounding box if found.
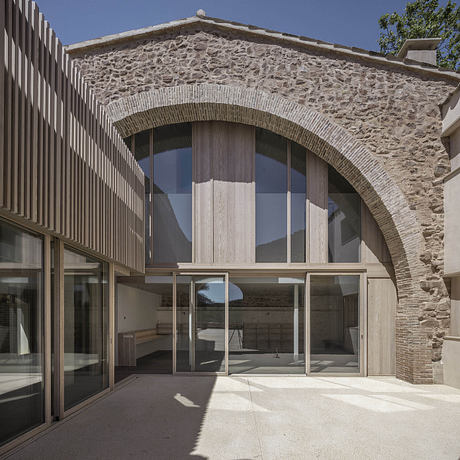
[0,0,145,273]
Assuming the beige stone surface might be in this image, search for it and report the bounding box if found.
[7,375,460,460]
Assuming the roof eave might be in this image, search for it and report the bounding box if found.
[65,15,460,81]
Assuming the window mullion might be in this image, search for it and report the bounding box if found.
[287,141,291,263]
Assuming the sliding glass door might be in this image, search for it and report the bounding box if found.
[0,219,44,447]
[172,272,364,376]
[228,276,305,374]
[174,274,228,374]
[308,274,363,374]
[63,247,109,410]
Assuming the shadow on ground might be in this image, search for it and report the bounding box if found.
[7,375,216,460]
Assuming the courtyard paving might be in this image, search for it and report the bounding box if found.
[7,375,460,460]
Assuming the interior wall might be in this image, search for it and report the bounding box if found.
[116,283,161,364]
[117,284,161,333]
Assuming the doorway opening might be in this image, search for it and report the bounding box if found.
[228,276,305,374]
[174,274,227,374]
[115,276,173,382]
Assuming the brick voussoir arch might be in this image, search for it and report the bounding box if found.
[107,84,429,383]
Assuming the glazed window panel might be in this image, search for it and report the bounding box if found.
[310,275,360,373]
[229,276,305,374]
[291,142,307,262]
[134,131,151,264]
[255,128,288,263]
[328,166,361,263]
[0,219,44,446]
[153,123,193,264]
[63,247,109,411]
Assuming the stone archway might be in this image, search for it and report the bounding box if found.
[106,83,432,383]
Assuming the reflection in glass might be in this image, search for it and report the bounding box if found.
[153,124,192,263]
[291,143,306,262]
[0,219,44,446]
[115,276,173,381]
[328,166,361,262]
[229,277,305,374]
[176,277,191,372]
[176,276,226,372]
[256,129,287,262]
[310,275,360,373]
[134,131,151,264]
[64,247,108,410]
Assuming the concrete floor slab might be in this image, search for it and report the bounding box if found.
[6,375,460,460]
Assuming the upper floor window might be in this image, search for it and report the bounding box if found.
[130,123,192,265]
[328,166,361,263]
[153,124,192,264]
[255,129,288,262]
[291,142,307,262]
[255,128,307,263]
[126,123,363,266]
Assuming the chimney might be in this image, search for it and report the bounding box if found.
[397,38,442,66]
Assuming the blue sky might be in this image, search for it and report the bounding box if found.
[37,0,423,51]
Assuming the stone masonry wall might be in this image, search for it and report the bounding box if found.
[69,24,459,381]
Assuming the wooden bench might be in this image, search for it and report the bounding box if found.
[118,328,159,367]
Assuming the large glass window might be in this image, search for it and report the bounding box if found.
[229,277,305,374]
[328,166,361,262]
[64,247,108,410]
[134,131,151,264]
[310,275,360,373]
[0,219,44,446]
[291,143,307,262]
[153,124,192,264]
[256,129,288,262]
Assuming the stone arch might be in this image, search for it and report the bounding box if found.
[106,83,431,383]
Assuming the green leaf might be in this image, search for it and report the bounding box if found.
[378,0,460,70]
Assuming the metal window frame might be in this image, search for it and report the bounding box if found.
[0,218,52,456]
[173,272,229,376]
[306,271,366,377]
[58,242,113,419]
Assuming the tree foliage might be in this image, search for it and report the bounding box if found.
[378,0,460,70]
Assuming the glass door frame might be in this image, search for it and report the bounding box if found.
[305,271,367,377]
[227,273,307,376]
[172,272,229,375]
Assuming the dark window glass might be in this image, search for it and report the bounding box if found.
[256,128,287,262]
[291,143,306,262]
[310,275,360,373]
[153,123,192,264]
[64,247,109,411]
[328,166,361,262]
[0,219,44,446]
[134,131,151,264]
[122,136,132,150]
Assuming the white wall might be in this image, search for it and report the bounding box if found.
[117,283,161,333]
[116,283,162,364]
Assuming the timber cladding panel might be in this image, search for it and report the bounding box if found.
[0,0,145,273]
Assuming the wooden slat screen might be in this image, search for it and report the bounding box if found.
[0,0,145,273]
